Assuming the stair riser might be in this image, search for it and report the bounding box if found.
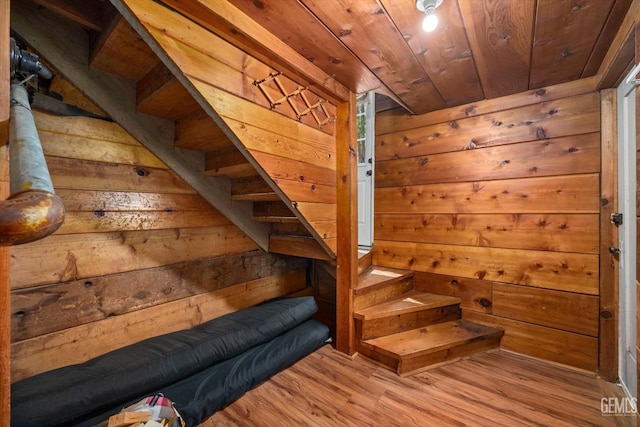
[356,342,400,372]
[353,278,413,311]
[357,332,503,376]
[398,335,502,376]
[356,305,461,340]
[357,252,372,276]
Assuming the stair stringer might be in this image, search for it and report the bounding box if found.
[114,0,340,259]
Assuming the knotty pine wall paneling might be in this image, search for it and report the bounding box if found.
[10,111,309,381]
[374,78,601,371]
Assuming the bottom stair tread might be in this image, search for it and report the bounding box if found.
[361,320,503,359]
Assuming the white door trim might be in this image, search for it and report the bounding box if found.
[617,67,637,402]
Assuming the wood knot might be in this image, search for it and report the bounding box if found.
[479,298,491,308]
[535,127,547,139]
[601,311,613,319]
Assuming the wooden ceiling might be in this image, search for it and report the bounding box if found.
[23,0,634,115]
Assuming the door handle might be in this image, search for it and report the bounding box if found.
[609,246,620,255]
[366,170,372,176]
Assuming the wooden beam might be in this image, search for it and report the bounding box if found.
[598,27,635,90]
[335,93,357,354]
[0,0,10,422]
[582,0,634,77]
[10,1,270,251]
[595,0,640,88]
[599,89,618,381]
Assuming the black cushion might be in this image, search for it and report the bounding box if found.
[80,319,330,427]
[11,296,319,427]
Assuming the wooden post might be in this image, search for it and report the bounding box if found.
[600,88,618,382]
[1,0,12,424]
[335,93,357,354]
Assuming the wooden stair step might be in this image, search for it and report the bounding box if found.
[231,176,280,201]
[355,290,461,320]
[136,63,200,120]
[353,267,415,311]
[355,267,414,295]
[175,110,234,152]
[355,290,462,340]
[358,320,504,376]
[269,234,332,261]
[205,147,257,178]
[253,201,298,223]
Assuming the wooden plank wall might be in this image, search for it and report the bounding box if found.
[374,79,602,371]
[121,0,339,255]
[10,111,309,381]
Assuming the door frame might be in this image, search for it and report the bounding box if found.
[617,68,638,398]
[356,92,375,248]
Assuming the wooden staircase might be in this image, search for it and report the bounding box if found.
[354,256,504,376]
[12,1,336,261]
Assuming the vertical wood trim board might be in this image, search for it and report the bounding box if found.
[1,0,11,422]
[335,94,358,354]
[636,23,640,416]
[599,89,618,381]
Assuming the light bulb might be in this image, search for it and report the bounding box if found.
[422,12,438,32]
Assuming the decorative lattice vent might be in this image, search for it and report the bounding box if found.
[253,72,335,130]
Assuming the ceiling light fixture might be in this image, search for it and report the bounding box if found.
[416,0,443,32]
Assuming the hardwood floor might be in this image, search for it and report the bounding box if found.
[202,345,636,427]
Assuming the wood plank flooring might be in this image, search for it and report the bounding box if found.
[201,345,636,427]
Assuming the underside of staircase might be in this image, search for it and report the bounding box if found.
[354,255,504,376]
[11,0,337,262]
